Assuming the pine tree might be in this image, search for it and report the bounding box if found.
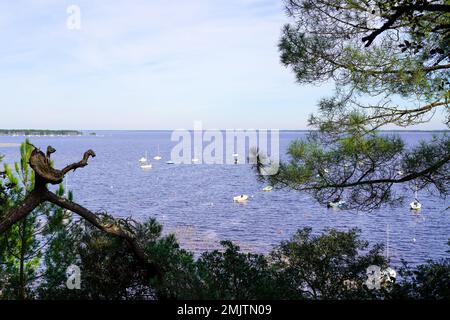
[0,140,72,299]
[256,0,450,210]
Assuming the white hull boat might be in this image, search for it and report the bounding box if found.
[233,195,249,203]
[327,200,346,209]
[410,201,421,211]
[140,152,152,169]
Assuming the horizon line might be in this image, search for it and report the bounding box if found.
[1,128,449,132]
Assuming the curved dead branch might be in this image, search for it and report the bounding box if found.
[0,146,162,280]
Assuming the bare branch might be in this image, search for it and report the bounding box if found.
[61,149,96,175]
[0,190,44,234]
[362,4,450,47]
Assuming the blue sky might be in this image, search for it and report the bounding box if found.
[0,0,447,130]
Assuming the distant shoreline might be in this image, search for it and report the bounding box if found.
[0,129,82,136]
[0,129,448,135]
[0,143,21,148]
[79,129,450,133]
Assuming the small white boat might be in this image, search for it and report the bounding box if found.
[410,200,421,210]
[327,197,346,209]
[397,170,404,176]
[192,158,200,163]
[263,186,273,192]
[233,194,249,203]
[327,200,346,209]
[166,160,175,165]
[153,145,162,160]
[140,152,152,169]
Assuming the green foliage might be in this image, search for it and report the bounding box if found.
[189,241,291,299]
[280,0,449,105]
[0,140,40,299]
[391,259,450,299]
[39,217,173,300]
[0,140,71,299]
[34,218,449,300]
[270,227,388,299]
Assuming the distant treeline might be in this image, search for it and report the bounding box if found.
[0,129,82,136]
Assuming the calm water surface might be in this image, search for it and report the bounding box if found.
[1,131,449,266]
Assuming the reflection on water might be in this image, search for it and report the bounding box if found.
[0,131,448,266]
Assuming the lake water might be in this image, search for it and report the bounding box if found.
[0,131,449,266]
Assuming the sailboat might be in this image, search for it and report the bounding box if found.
[139,152,148,164]
[140,152,152,170]
[410,189,421,211]
[153,145,162,161]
